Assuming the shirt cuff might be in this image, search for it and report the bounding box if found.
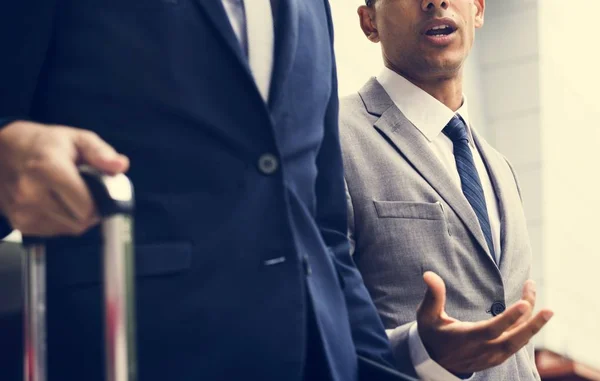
[408,323,475,381]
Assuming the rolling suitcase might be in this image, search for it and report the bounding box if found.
[22,167,136,381]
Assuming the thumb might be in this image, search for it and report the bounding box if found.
[417,271,447,325]
[73,130,130,175]
[521,279,536,309]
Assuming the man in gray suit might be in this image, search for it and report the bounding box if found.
[340,0,553,380]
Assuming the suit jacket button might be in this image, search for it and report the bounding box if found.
[258,153,279,175]
[490,301,506,316]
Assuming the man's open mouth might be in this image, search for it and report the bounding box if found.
[425,25,456,36]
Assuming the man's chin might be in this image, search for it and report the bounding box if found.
[420,55,464,77]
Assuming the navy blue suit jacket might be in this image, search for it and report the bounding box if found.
[0,0,403,380]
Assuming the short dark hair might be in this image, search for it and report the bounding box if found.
[365,0,375,6]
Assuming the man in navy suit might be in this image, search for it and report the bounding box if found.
[0,0,410,380]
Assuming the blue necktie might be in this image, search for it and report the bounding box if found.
[443,116,497,263]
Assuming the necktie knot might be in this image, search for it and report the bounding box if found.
[443,115,469,143]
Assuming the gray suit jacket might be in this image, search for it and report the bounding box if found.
[340,78,540,381]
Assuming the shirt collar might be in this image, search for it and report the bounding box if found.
[376,67,474,146]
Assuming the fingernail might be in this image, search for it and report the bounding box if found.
[543,311,554,321]
[517,304,528,314]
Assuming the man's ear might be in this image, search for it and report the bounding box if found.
[358,5,380,43]
[474,0,485,28]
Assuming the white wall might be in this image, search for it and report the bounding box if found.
[330,0,488,138]
[539,0,600,368]
[330,0,382,97]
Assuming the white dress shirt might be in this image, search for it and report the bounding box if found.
[377,67,502,381]
[221,0,274,102]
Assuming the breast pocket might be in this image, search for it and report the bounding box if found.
[374,200,446,220]
[372,200,451,244]
[370,200,452,270]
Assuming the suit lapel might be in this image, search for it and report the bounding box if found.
[359,78,494,263]
[472,132,512,273]
[195,0,298,111]
[268,0,299,110]
[195,0,250,73]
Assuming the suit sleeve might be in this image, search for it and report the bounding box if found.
[0,0,55,116]
[316,0,396,369]
[0,0,56,239]
[0,217,12,240]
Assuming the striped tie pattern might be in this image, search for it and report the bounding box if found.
[443,116,497,263]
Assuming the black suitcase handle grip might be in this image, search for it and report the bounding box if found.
[79,165,134,217]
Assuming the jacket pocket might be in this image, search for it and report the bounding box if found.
[47,242,192,288]
[373,200,444,220]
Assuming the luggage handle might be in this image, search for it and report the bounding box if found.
[22,166,136,381]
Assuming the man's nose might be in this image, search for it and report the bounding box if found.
[421,0,449,12]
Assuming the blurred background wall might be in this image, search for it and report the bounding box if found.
[538,0,600,371]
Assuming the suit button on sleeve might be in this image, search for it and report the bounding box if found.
[258,153,279,175]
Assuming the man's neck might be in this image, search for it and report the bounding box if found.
[387,65,464,111]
